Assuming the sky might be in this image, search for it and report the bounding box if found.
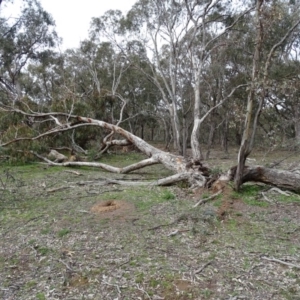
[1,0,137,50]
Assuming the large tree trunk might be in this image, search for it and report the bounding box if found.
[2,109,300,193]
[221,114,229,154]
[191,76,204,161]
[234,2,300,191]
[234,0,264,191]
[294,104,300,145]
[169,102,182,155]
[230,165,300,193]
[206,119,216,160]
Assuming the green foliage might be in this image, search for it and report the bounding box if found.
[1,0,300,170]
[57,228,71,237]
[238,185,264,196]
[0,0,58,96]
[201,289,213,299]
[161,190,176,200]
[37,247,51,256]
[40,227,51,235]
[274,193,300,204]
[233,184,269,207]
[135,272,144,284]
[210,167,223,176]
[36,293,46,300]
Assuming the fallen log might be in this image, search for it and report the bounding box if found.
[2,109,300,193]
[229,165,300,193]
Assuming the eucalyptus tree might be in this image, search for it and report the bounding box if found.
[55,37,161,154]
[106,0,251,158]
[267,60,300,146]
[0,0,58,104]
[2,0,300,193]
[234,0,300,190]
[0,0,59,159]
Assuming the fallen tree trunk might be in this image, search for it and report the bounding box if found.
[1,108,300,193]
[229,166,300,193]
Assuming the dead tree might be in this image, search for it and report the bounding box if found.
[1,108,300,193]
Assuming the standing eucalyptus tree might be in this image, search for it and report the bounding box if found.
[1,0,300,192]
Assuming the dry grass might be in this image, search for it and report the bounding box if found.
[0,150,300,299]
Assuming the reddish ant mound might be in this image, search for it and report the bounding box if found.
[90,200,136,220]
[91,200,120,213]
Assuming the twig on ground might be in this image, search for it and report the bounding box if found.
[23,215,44,225]
[64,170,82,176]
[118,257,132,267]
[269,150,300,168]
[102,280,126,294]
[135,284,151,299]
[193,190,222,208]
[147,219,178,230]
[167,229,179,236]
[76,180,108,186]
[261,256,300,269]
[286,227,300,234]
[167,229,190,236]
[86,188,124,195]
[261,192,273,203]
[268,187,291,196]
[58,259,74,272]
[46,186,71,193]
[194,260,214,274]
[236,263,264,279]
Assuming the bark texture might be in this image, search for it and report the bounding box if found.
[230,165,300,192]
[2,109,300,193]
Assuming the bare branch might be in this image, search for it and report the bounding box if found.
[193,190,222,207]
[261,256,300,269]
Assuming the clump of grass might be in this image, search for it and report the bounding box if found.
[243,198,269,207]
[239,184,264,196]
[57,228,70,237]
[232,184,269,207]
[276,193,300,203]
[135,272,145,284]
[38,247,51,256]
[40,227,51,235]
[36,293,46,300]
[161,190,176,200]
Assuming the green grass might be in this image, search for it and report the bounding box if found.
[98,186,177,212]
[57,228,70,237]
[1,154,300,299]
[232,184,269,207]
[276,193,300,203]
[231,183,300,206]
[40,227,51,235]
[36,292,46,300]
[37,247,52,256]
[161,190,176,200]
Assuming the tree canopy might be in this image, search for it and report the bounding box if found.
[1,0,300,191]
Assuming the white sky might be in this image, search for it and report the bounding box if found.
[1,0,137,50]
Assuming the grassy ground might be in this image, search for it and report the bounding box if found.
[0,150,300,300]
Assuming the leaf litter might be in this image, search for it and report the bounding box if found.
[0,153,300,300]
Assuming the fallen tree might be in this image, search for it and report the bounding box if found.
[1,108,300,193]
[229,166,300,192]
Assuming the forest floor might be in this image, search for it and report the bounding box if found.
[0,147,300,300]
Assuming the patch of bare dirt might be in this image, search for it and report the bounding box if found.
[90,200,136,220]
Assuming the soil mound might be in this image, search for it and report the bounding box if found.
[90,200,135,219]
